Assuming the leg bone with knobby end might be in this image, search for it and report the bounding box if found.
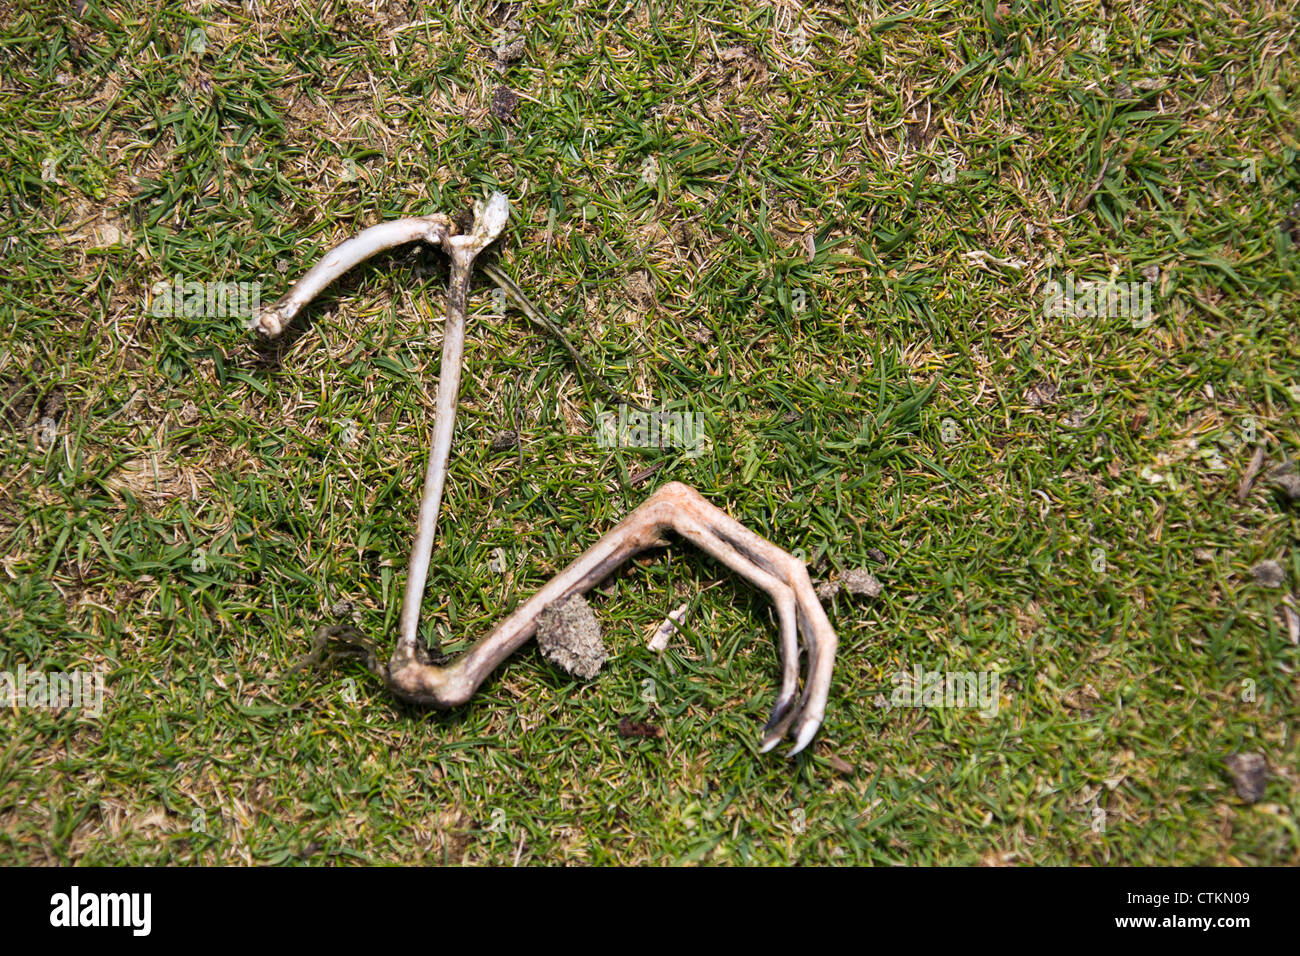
[252,194,510,660]
[249,214,454,338]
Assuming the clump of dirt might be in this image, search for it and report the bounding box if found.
[624,269,655,311]
[841,569,884,598]
[1250,560,1287,589]
[709,45,770,91]
[490,85,519,121]
[487,15,526,72]
[489,430,520,453]
[1267,461,1300,503]
[537,594,605,679]
[617,717,660,739]
[816,568,884,601]
[492,37,526,70]
[1224,752,1268,803]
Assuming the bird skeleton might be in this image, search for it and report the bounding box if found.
[251,192,838,754]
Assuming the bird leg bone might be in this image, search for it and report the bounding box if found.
[387,482,837,755]
[251,192,511,659]
[251,195,836,754]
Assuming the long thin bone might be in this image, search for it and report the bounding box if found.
[252,193,510,657]
[397,195,509,654]
[249,213,455,338]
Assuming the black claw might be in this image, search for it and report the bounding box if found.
[764,696,795,733]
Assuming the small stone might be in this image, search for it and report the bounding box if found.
[1251,560,1287,589]
[866,548,887,564]
[1224,752,1268,803]
[536,594,606,679]
[493,37,526,66]
[1193,548,1215,563]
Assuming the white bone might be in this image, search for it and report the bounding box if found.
[648,601,690,652]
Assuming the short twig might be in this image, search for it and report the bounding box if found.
[1238,446,1268,504]
[1071,157,1112,214]
[629,460,667,485]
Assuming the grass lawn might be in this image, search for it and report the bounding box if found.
[1,0,1297,865]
